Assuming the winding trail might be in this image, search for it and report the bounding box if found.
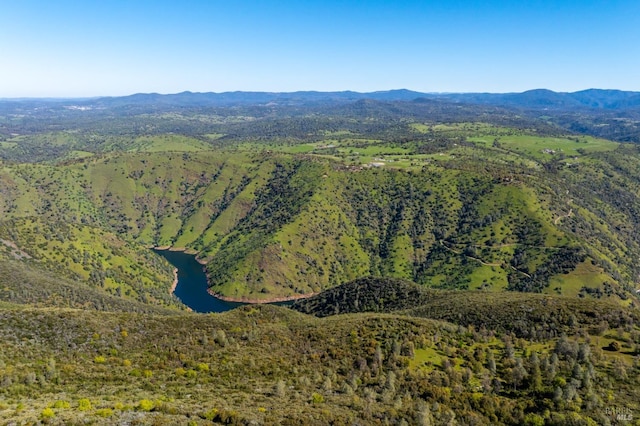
[554,208,573,225]
[554,198,574,225]
[438,240,533,278]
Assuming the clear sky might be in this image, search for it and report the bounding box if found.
[1,0,638,97]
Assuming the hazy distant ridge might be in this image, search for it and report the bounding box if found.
[85,88,640,109]
[4,88,640,111]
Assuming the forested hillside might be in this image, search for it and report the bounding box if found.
[0,147,634,302]
[293,277,639,339]
[1,292,638,425]
[1,95,640,302]
[1,91,640,424]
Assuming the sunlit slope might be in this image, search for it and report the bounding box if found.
[0,302,638,425]
[0,259,174,314]
[0,135,639,302]
[0,132,213,162]
[1,151,264,246]
[0,218,178,309]
[202,158,372,299]
[192,157,584,300]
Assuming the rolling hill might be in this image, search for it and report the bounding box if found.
[1,114,640,302]
[1,91,640,424]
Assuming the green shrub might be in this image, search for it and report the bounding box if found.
[311,392,324,404]
[95,408,113,417]
[523,413,545,426]
[138,399,154,412]
[203,408,219,420]
[40,407,55,420]
[77,398,92,411]
[52,400,70,409]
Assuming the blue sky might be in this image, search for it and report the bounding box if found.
[1,0,638,97]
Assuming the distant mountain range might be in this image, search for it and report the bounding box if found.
[4,88,640,110]
[3,88,640,143]
[81,88,640,110]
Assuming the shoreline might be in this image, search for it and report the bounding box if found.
[155,245,207,264]
[155,245,316,304]
[168,267,178,295]
[207,288,317,304]
[154,246,188,296]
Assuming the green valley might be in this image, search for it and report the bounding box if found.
[0,122,637,303]
[0,90,639,424]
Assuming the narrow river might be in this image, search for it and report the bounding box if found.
[154,249,243,313]
[155,249,293,313]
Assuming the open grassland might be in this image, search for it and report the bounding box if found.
[476,134,618,160]
[245,123,621,173]
[128,135,212,152]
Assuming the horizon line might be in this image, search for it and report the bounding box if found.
[1,87,638,101]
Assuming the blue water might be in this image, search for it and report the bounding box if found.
[154,249,243,313]
[155,249,293,313]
